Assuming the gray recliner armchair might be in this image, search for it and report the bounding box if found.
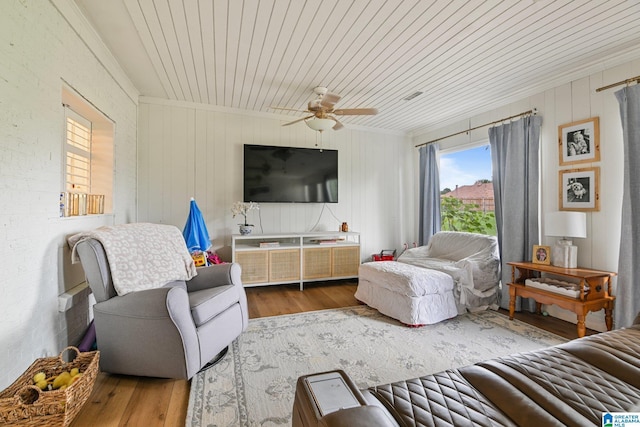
[75,238,249,379]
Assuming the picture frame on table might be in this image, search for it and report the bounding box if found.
[532,245,551,265]
[558,117,600,166]
[559,167,600,211]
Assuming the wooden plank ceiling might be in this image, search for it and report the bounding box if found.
[77,0,640,134]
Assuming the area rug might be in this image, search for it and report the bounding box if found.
[186,306,566,426]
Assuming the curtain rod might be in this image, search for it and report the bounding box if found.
[595,75,640,92]
[415,109,536,148]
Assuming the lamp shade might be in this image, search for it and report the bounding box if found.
[544,211,587,238]
[305,117,334,132]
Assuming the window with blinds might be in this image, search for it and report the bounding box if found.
[64,110,92,193]
[61,85,113,217]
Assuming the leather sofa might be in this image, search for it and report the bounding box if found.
[293,317,640,426]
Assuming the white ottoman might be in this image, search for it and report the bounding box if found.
[356,261,458,326]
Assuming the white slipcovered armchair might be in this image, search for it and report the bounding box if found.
[397,231,501,312]
[357,231,500,326]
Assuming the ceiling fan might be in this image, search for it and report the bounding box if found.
[270,87,378,131]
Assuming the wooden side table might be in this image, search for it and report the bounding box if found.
[507,261,616,337]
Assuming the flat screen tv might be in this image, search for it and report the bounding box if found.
[243,144,338,203]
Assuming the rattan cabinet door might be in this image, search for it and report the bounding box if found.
[303,247,332,279]
[332,246,360,277]
[269,249,301,282]
[236,250,269,284]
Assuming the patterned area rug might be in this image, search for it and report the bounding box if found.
[186,306,565,426]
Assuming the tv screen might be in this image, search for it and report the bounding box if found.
[243,144,338,203]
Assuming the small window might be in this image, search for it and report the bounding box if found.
[61,85,113,217]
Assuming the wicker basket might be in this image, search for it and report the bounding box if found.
[0,346,99,427]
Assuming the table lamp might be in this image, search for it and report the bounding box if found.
[544,211,587,268]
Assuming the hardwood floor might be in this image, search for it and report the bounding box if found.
[71,281,589,426]
[245,280,360,318]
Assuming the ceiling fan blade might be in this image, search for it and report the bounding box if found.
[282,115,314,126]
[270,106,309,113]
[320,92,341,109]
[331,116,344,130]
[333,108,379,116]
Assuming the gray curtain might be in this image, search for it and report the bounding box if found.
[419,143,441,246]
[490,115,542,311]
[615,85,640,328]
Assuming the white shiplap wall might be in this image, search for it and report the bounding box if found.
[0,1,138,389]
[137,99,415,262]
[412,58,640,331]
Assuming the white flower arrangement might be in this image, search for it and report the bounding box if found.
[231,201,259,225]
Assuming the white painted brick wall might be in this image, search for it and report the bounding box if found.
[0,1,137,389]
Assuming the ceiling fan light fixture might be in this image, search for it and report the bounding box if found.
[305,117,334,132]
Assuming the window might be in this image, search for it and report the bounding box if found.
[439,144,496,235]
[61,85,113,216]
[64,109,92,194]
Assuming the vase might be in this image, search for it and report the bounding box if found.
[239,224,254,235]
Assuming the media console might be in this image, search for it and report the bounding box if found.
[231,232,360,290]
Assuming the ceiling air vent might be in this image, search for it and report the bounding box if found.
[403,91,423,101]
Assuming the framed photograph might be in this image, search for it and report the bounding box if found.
[532,245,551,265]
[559,167,600,211]
[558,117,600,166]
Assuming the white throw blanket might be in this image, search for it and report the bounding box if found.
[68,223,197,296]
